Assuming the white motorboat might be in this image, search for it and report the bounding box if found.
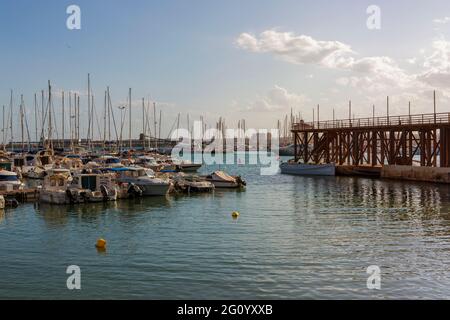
[0,170,24,192]
[109,167,172,196]
[172,159,202,172]
[95,155,123,168]
[280,161,336,176]
[39,170,85,205]
[134,156,162,171]
[0,152,14,171]
[70,173,117,202]
[21,150,55,179]
[204,171,246,188]
[172,173,215,193]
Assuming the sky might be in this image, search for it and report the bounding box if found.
[2,0,450,140]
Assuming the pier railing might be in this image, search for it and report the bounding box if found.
[292,112,450,131]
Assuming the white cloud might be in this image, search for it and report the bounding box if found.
[236,30,354,68]
[433,17,450,24]
[416,39,450,88]
[236,29,450,120]
[236,30,412,92]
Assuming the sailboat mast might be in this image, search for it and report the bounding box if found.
[142,97,145,150]
[91,94,95,146]
[159,109,162,142]
[62,91,65,150]
[77,95,80,145]
[176,113,180,140]
[2,105,5,149]
[48,80,53,150]
[107,87,111,143]
[34,93,38,145]
[153,102,157,148]
[10,90,13,151]
[20,95,24,152]
[129,88,132,149]
[104,90,107,149]
[69,92,73,151]
[41,90,44,145]
[87,73,91,149]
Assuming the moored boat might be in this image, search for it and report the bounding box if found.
[174,160,202,173]
[108,167,172,196]
[204,171,246,188]
[70,173,117,202]
[39,171,85,204]
[279,161,336,176]
[0,170,25,191]
[172,173,215,193]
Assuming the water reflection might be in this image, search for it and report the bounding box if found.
[4,161,450,299]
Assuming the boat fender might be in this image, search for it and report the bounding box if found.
[100,185,109,199]
[128,183,142,197]
[66,189,76,204]
[6,198,19,208]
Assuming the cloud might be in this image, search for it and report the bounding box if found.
[236,30,354,68]
[433,17,450,24]
[236,30,412,92]
[416,39,450,88]
[239,85,308,112]
[236,29,450,119]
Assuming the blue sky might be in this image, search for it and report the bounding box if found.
[2,0,450,139]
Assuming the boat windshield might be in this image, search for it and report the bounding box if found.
[105,158,121,164]
[0,175,19,182]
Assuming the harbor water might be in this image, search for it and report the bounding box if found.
[1,154,450,299]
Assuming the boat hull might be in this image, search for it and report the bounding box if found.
[39,190,71,205]
[207,180,239,188]
[280,163,336,176]
[137,183,171,196]
[178,164,202,172]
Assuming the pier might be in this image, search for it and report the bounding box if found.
[0,189,39,202]
[292,110,450,182]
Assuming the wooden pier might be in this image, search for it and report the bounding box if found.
[292,111,450,171]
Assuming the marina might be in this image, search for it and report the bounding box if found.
[3,0,450,304]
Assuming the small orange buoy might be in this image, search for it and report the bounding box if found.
[95,238,107,249]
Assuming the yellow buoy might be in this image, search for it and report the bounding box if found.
[96,238,107,249]
[232,211,240,218]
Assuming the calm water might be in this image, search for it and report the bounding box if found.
[1,155,450,299]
